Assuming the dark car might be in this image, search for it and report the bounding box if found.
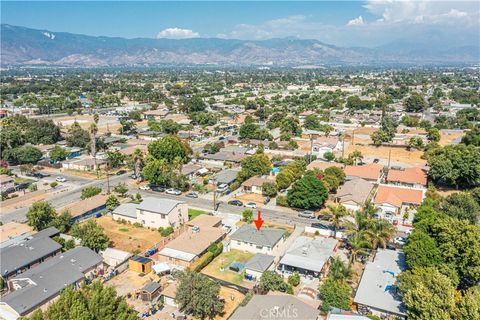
[264,196,270,205]
[228,200,243,206]
[116,170,127,176]
[150,185,165,192]
[33,172,49,178]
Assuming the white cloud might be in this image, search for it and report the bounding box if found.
[156,27,199,39]
[347,16,365,26]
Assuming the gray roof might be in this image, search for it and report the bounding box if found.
[1,247,102,316]
[112,203,138,219]
[1,237,62,277]
[230,225,284,248]
[354,249,407,317]
[335,178,374,206]
[137,197,184,215]
[280,236,337,273]
[212,169,239,185]
[30,226,60,239]
[230,295,320,320]
[142,282,162,294]
[245,254,274,273]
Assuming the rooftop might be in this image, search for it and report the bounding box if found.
[245,253,274,273]
[374,185,424,208]
[230,225,285,248]
[344,163,383,181]
[0,222,33,243]
[60,194,108,218]
[354,249,407,317]
[335,178,374,206]
[137,197,185,214]
[387,167,428,186]
[280,236,337,272]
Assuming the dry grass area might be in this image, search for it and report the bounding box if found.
[235,193,267,207]
[107,270,160,297]
[439,131,464,146]
[215,286,245,320]
[96,216,164,252]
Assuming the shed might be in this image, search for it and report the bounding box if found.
[129,255,152,274]
[140,282,162,301]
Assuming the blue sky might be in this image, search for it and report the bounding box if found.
[2,1,479,47]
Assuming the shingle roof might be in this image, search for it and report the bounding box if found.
[230,295,320,320]
[354,249,407,317]
[212,169,239,185]
[280,236,337,273]
[112,203,138,218]
[1,247,102,316]
[245,254,274,273]
[335,178,374,206]
[1,236,62,277]
[137,197,184,214]
[230,225,285,248]
[142,282,161,294]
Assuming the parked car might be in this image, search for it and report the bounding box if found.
[186,191,198,198]
[56,176,66,182]
[129,174,137,179]
[33,172,49,178]
[116,170,127,176]
[264,196,270,205]
[166,188,182,195]
[298,210,316,219]
[216,184,229,193]
[150,185,165,192]
[139,185,150,191]
[394,236,407,246]
[244,202,257,209]
[228,200,243,206]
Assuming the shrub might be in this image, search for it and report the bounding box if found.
[190,251,214,272]
[133,222,143,228]
[288,272,301,287]
[159,226,174,237]
[276,195,288,207]
[50,182,58,189]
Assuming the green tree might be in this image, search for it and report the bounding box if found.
[175,271,225,319]
[242,209,253,223]
[441,193,480,224]
[238,153,272,182]
[456,286,480,320]
[52,210,73,233]
[427,128,441,142]
[324,166,346,184]
[319,278,351,312]
[323,151,335,161]
[288,272,300,287]
[327,204,349,238]
[71,220,109,252]
[113,183,129,198]
[461,127,480,146]
[404,229,444,269]
[81,186,102,200]
[106,195,120,211]
[328,257,353,282]
[404,92,427,112]
[259,271,288,292]
[287,173,328,210]
[106,150,125,168]
[49,146,69,162]
[27,201,57,231]
[370,130,392,146]
[3,145,43,164]
[66,121,90,148]
[261,181,278,197]
[148,135,191,164]
[408,136,424,150]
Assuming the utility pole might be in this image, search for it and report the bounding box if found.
[387,148,392,169]
[212,178,217,212]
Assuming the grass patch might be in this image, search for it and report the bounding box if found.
[119,228,129,232]
[202,250,255,286]
[188,208,207,220]
[14,177,35,185]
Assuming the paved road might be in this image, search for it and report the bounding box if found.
[0,173,130,224]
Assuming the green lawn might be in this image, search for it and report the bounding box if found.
[188,208,207,220]
[14,177,35,185]
[202,250,255,287]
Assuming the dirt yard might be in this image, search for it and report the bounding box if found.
[202,249,255,288]
[215,286,245,320]
[96,216,164,252]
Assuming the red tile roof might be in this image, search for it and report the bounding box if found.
[374,185,424,208]
[387,167,428,186]
[344,163,383,181]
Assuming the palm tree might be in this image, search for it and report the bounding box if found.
[366,219,395,250]
[89,123,98,171]
[327,204,349,238]
[132,148,144,181]
[347,233,371,263]
[328,257,353,282]
[349,150,363,166]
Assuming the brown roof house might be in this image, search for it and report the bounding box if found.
[156,215,225,267]
[386,167,428,189]
[345,163,384,183]
[373,185,424,216]
[334,178,375,212]
[242,175,274,194]
[0,174,15,193]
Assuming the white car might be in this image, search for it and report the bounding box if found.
[216,184,229,193]
[244,202,258,209]
[394,236,407,246]
[165,188,182,195]
[139,185,150,191]
[56,176,66,182]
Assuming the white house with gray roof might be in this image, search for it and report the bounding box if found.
[230,225,285,256]
[112,197,188,229]
[354,249,407,319]
[0,247,103,319]
[279,236,337,278]
[245,253,275,279]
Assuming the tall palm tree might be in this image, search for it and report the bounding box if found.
[328,257,353,282]
[347,233,371,263]
[350,150,363,166]
[132,148,144,181]
[327,204,349,238]
[366,219,395,250]
[89,123,98,171]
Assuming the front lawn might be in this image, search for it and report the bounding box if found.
[188,208,207,220]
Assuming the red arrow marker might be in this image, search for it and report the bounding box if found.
[254,210,264,231]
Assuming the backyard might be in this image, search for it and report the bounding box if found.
[202,249,255,288]
[96,216,164,252]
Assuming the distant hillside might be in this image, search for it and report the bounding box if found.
[1,24,478,66]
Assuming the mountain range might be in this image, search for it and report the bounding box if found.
[1,24,479,67]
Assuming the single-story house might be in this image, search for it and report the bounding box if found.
[386,167,428,189]
[334,178,374,212]
[242,175,274,194]
[156,215,225,267]
[0,175,15,193]
[112,197,188,229]
[200,151,247,164]
[60,194,108,222]
[344,163,384,183]
[327,310,371,320]
[209,169,239,186]
[143,109,169,120]
[354,249,407,319]
[62,157,106,171]
[230,294,320,320]
[311,137,342,159]
[136,131,166,141]
[306,160,343,172]
[0,247,103,318]
[181,164,202,179]
[373,185,424,215]
[230,225,285,256]
[279,236,337,278]
[1,229,62,281]
[245,253,275,280]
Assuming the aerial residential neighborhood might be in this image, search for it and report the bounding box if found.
[0,1,479,320]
